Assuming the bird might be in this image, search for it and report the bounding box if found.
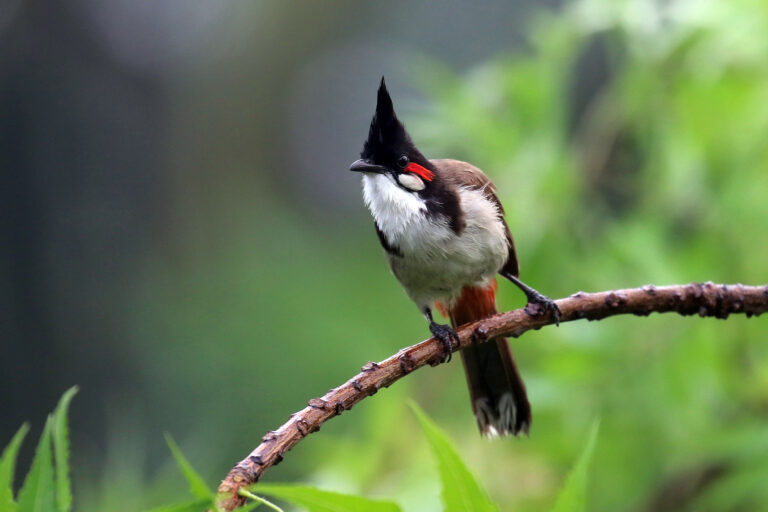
[349,78,560,436]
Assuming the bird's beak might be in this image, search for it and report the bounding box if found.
[349,159,388,174]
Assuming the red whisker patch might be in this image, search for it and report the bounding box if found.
[405,162,435,182]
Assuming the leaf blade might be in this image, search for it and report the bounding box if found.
[52,387,78,512]
[252,483,402,512]
[0,424,30,511]
[164,434,212,500]
[143,497,212,512]
[16,417,55,512]
[409,402,497,512]
[550,420,600,512]
[238,488,285,512]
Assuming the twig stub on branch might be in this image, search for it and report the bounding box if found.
[215,282,768,511]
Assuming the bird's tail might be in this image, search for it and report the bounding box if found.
[447,280,531,436]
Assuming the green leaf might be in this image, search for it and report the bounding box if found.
[16,417,55,512]
[164,434,212,500]
[52,387,78,512]
[237,489,285,512]
[144,497,212,512]
[235,501,264,512]
[0,424,30,512]
[550,420,600,512]
[409,401,497,512]
[252,483,402,512]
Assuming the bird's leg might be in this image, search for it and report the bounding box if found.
[422,307,459,363]
[501,272,561,326]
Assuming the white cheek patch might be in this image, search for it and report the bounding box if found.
[397,173,425,191]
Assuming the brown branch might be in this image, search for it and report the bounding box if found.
[215,282,768,510]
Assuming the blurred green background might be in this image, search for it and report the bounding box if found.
[2,0,768,510]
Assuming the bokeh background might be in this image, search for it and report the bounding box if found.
[3,0,768,510]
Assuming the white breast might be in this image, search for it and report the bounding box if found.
[362,173,508,308]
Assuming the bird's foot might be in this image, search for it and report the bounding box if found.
[429,322,460,363]
[523,291,561,326]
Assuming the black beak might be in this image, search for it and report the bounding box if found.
[349,159,388,174]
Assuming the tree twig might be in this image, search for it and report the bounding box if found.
[216,282,768,511]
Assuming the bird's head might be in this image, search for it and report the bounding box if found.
[349,78,437,193]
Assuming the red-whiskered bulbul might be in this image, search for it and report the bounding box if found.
[349,78,560,436]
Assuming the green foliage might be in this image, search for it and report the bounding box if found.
[145,498,213,512]
[550,421,600,512]
[409,402,497,512]
[2,387,78,512]
[236,489,285,512]
[250,484,400,512]
[52,387,77,512]
[163,434,212,501]
[15,418,55,512]
[1,393,605,512]
[0,425,29,512]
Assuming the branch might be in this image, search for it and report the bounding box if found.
[216,282,768,510]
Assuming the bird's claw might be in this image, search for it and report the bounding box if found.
[429,322,460,363]
[524,292,562,326]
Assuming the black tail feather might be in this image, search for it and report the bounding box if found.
[458,339,531,436]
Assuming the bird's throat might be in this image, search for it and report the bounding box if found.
[362,173,428,242]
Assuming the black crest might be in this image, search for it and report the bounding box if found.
[360,78,414,164]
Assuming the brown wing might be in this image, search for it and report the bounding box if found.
[431,159,519,277]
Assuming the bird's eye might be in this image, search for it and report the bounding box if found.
[397,155,409,168]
